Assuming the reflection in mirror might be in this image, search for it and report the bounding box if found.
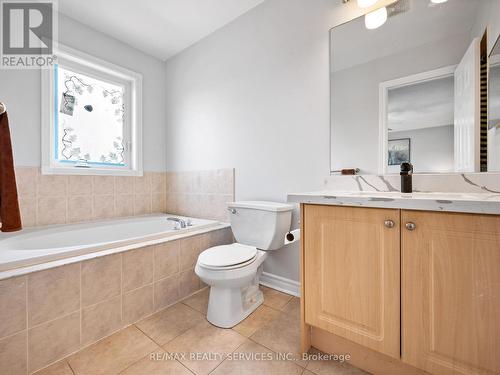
[330,0,500,175]
[489,37,500,171]
[387,74,454,173]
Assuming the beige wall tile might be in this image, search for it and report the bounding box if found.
[28,264,80,327]
[134,194,151,215]
[134,174,151,195]
[68,326,157,375]
[151,193,166,213]
[115,194,134,217]
[154,241,179,281]
[93,194,115,219]
[92,176,114,195]
[180,235,203,271]
[165,172,176,193]
[81,296,123,346]
[217,169,235,195]
[68,175,93,195]
[165,193,179,213]
[154,275,179,311]
[151,172,166,193]
[123,284,154,325]
[0,331,27,375]
[82,254,121,307]
[115,176,134,194]
[67,195,93,223]
[0,277,26,339]
[19,197,36,227]
[28,312,81,373]
[15,167,37,197]
[37,174,67,197]
[209,228,234,248]
[179,269,200,299]
[122,247,153,292]
[37,197,67,226]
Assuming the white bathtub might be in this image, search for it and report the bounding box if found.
[0,214,224,275]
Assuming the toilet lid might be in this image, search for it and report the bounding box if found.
[198,243,257,268]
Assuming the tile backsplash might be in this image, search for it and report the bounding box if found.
[13,167,235,228]
[166,169,235,222]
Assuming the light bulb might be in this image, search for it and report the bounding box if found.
[357,0,378,7]
[365,6,387,29]
[431,0,448,3]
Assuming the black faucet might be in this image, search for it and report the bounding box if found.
[400,162,413,193]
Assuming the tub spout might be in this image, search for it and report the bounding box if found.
[167,217,187,229]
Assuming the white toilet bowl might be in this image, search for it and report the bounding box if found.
[195,201,294,328]
[195,243,267,328]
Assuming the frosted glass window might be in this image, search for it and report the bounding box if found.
[54,65,126,166]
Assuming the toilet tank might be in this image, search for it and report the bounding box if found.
[227,201,293,250]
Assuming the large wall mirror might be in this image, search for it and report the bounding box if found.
[330,0,500,175]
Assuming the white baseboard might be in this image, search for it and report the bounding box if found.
[260,272,301,297]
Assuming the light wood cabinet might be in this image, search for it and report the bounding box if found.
[302,204,500,375]
[303,204,401,358]
[402,210,500,375]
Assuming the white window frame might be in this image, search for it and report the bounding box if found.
[41,44,143,176]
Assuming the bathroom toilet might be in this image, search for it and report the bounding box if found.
[195,201,293,328]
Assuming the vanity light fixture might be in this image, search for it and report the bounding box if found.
[357,0,378,7]
[430,0,448,3]
[365,6,387,29]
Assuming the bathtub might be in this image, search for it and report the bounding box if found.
[0,214,226,275]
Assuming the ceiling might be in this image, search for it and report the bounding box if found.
[59,0,265,61]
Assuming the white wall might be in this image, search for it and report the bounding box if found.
[388,125,454,174]
[0,13,167,171]
[164,0,393,282]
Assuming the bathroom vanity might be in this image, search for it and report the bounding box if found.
[288,191,500,375]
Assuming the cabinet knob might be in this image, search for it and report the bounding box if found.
[384,220,395,228]
[405,222,416,231]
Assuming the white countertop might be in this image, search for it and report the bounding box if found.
[287,191,500,215]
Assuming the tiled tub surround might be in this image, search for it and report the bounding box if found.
[0,227,233,374]
[166,169,235,222]
[14,167,168,228]
[12,167,234,228]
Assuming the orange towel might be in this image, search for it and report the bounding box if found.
[0,112,22,232]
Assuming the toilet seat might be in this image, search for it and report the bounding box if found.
[198,243,258,270]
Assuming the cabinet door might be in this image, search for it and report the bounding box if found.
[304,205,400,358]
[402,210,500,375]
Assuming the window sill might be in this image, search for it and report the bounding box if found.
[41,166,143,177]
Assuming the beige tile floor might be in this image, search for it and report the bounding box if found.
[34,286,369,375]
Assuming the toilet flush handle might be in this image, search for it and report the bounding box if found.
[227,208,237,214]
